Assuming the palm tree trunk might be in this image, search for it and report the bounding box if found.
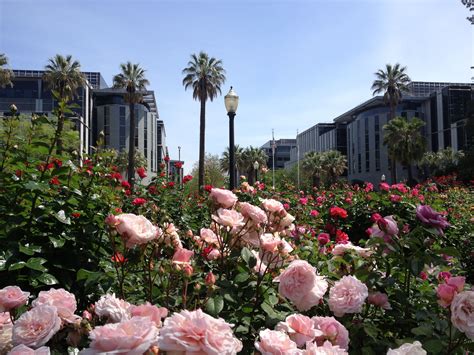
[198,98,206,194]
[248,169,254,185]
[312,175,320,188]
[407,164,413,186]
[128,102,136,189]
[391,159,397,184]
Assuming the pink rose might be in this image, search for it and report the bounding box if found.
[328,275,368,317]
[276,314,322,347]
[437,277,465,307]
[274,260,328,311]
[212,208,245,229]
[332,243,373,258]
[305,340,348,354]
[280,213,296,228]
[367,292,391,310]
[0,312,13,353]
[262,199,286,215]
[239,202,268,225]
[115,213,159,248]
[209,188,238,208]
[172,248,194,266]
[158,309,242,353]
[312,316,349,350]
[310,210,319,217]
[32,288,80,324]
[200,228,219,244]
[9,344,50,354]
[94,294,131,323]
[255,329,299,354]
[81,316,158,354]
[0,286,29,311]
[370,215,399,241]
[387,341,426,354]
[12,305,61,348]
[317,233,330,246]
[130,303,168,328]
[260,233,283,253]
[450,290,474,339]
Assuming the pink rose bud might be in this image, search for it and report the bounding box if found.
[183,264,193,277]
[82,310,92,321]
[105,214,118,227]
[205,272,216,286]
[437,283,457,307]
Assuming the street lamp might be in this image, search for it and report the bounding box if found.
[253,160,259,183]
[178,146,181,186]
[381,174,386,182]
[225,86,239,190]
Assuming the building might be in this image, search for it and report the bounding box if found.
[0,69,97,158]
[0,69,169,178]
[261,139,297,170]
[284,81,473,184]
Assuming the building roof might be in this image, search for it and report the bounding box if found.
[93,88,159,115]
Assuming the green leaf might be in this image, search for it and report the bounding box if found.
[205,296,224,316]
[261,302,277,318]
[26,257,47,272]
[437,247,460,257]
[267,294,279,306]
[49,236,65,248]
[24,181,40,191]
[19,244,41,256]
[37,273,59,285]
[410,258,424,276]
[234,272,250,283]
[422,339,444,354]
[363,324,379,339]
[9,261,26,270]
[411,324,433,336]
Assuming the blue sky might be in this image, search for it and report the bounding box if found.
[1,0,472,173]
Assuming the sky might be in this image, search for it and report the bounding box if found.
[0,0,472,173]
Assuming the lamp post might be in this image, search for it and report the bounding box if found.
[253,160,259,183]
[178,146,181,186]
[381,174,386,182]
[271,129,276,189]
[225,86,239,190]
[296,129,300,190]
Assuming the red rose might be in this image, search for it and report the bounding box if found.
[330,206,348,219]
[49,176,60,185]
[132,198,146,206]
[136,167,147,179]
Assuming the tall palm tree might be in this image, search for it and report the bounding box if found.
[113,62,149,188]
[43,54,86,155]
[371,63,411,182]
[182,52,226,193]
[220,145,245,175]
[241,146,268,184]
[303,151,325,187]
[0,54,14,88]
[321,150,347,185]
[383,117,426,184]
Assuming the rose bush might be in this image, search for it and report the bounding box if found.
[1,105,473,353]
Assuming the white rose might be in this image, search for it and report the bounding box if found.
[387,341,427,355]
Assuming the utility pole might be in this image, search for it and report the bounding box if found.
[272,129,276,190]
[297,129,300,190]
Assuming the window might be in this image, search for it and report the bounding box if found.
[365,118,369,172]
[119,106,126,151]
[144,114,148,159]
[135,108,139,148]
[104,106,110,146]
[375,115,380,171]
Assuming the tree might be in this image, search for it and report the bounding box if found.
[188,153,226,193]
[321,150,347,185]
[371,63,411,183]
[303,151,325,187]
[420,148,464,177]
[383,117,426,184]
[0,54,13,88]
[220,145,245,176]
[241,146,268,185]
[182,52,226,194]
[113,62,149,189]
[43,54,86,155]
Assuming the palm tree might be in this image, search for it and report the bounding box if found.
[182,52,226,193]
[383,117,426,184]
[220,145,245,175]
[303,151,325,187]
[113,62,149,188]
[321,150,347,185]
[371,63,411,182]
[0,54,14,88]
[43,54,86,154]
[241,146,268,184]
